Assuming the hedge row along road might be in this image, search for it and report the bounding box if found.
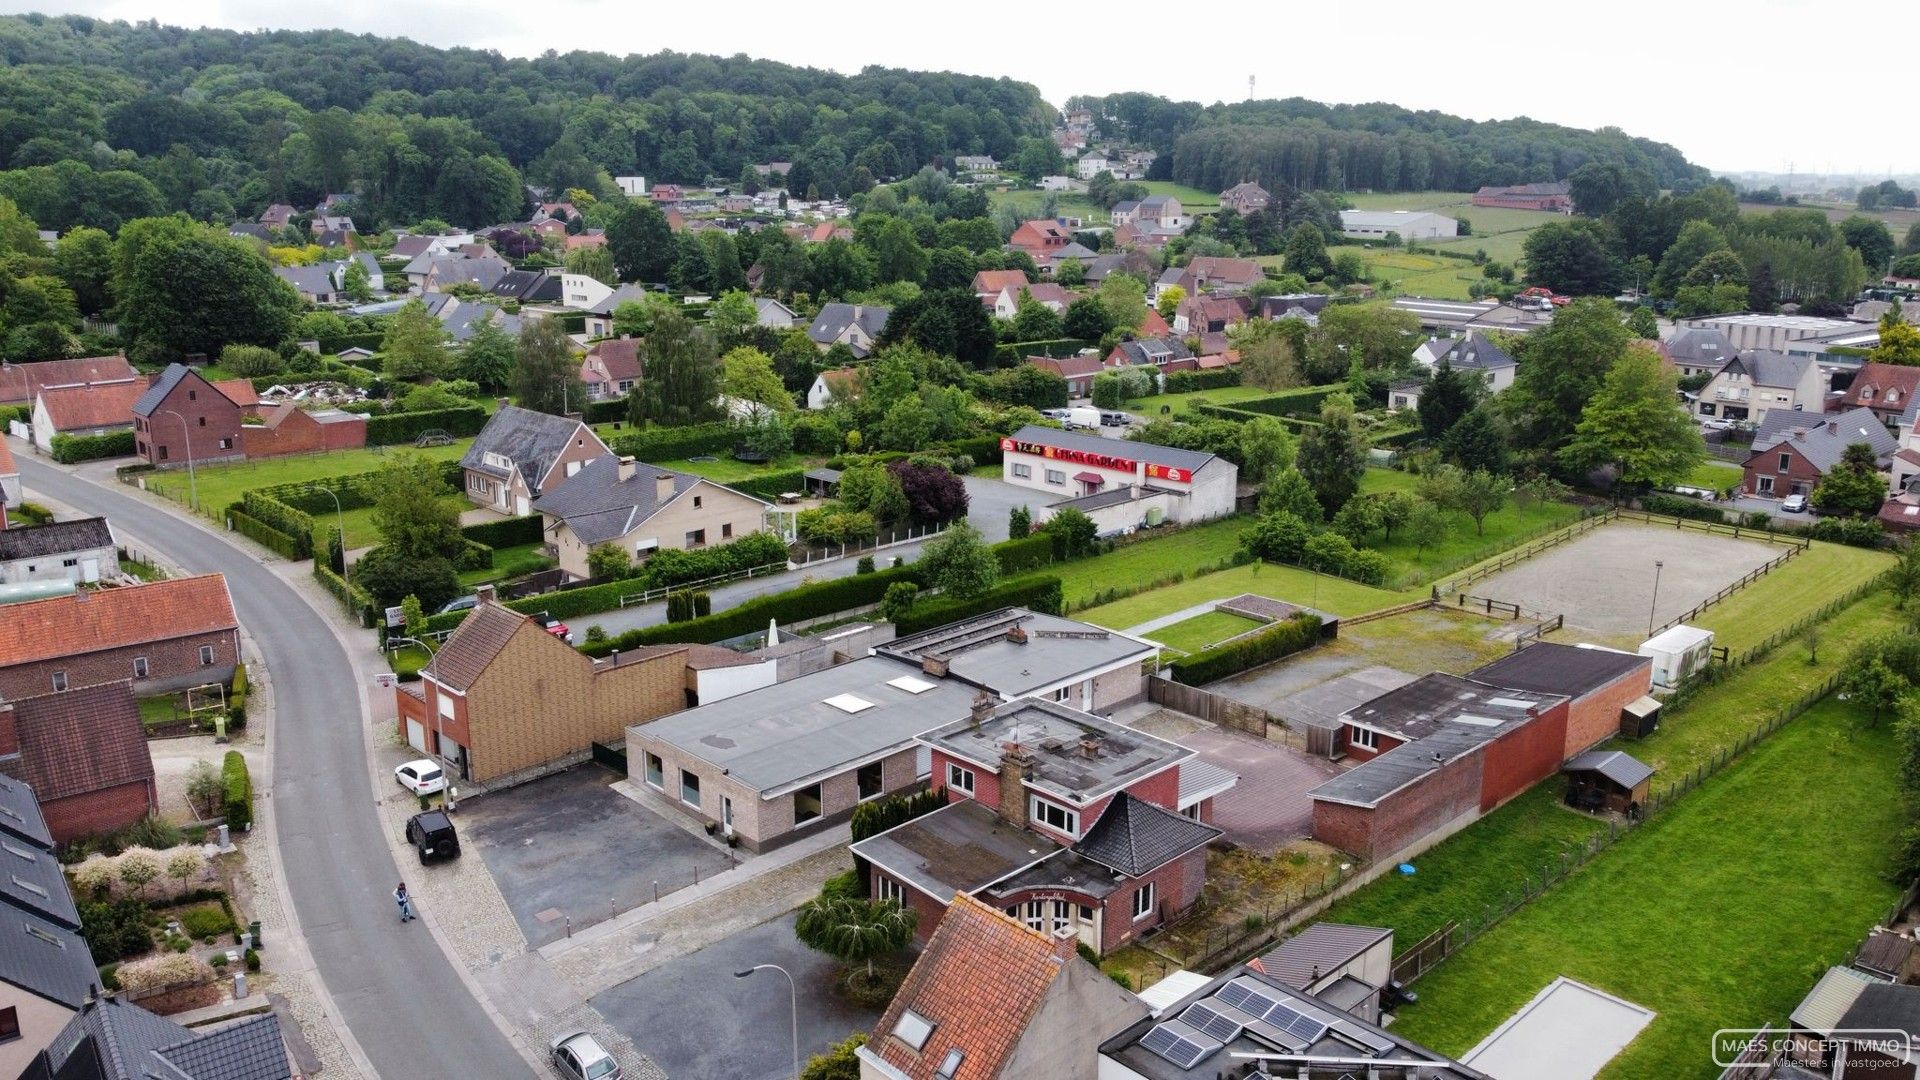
[10,452,529,1078]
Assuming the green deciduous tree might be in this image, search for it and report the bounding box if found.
[631,309,722,426]
[381,298,449,381]
[606,200,675,282]
[1041,506,1097,560]
[721,346,794,415]
[1295,394,1366,516]
[1012,291,1064,341]
[361,452,464,561]
[1871,310,1920,367]
[453,318,516,391]
[1521,218,1620,296]
[1098,273,1148,334]
[1504,298,1635,455]
[1455,469,1509,536]
[1560,346,1704,489]
[341,259,374,302]
[1283,223,1332,281]
[1258,467,1323,522]
[564,243,616,285]
[1404,498,1450,561]
[1237,416,1297,487]
[917,521,999,599]
[1812,442,1891,517]
[513,317,586,416]
[113,218,301,360]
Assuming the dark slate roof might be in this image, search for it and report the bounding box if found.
[806,303,891,348]
[1467,643,1648,698]
[1008,424,1215,473]
[1249,923,1393,989]
[0,822,81,928]
[1111,337,1193,366]
[1664,327,1735,365]
[1309,727,1490,808]
[131,364,191,418]
[150,1015,291,1080]
[1562,750,1654,790]
[1072,793,1220,877]
[3,681,155,805]
[0,517,114,562]
[490,269,561,303]
[1750,406,1899,472]
[1838,982,1920,1041]
[39,997,291,1080]
[1431,332,1516,371]
[271,264,336,297]
[460,405,596,491]
[531,455,760,545]
[0,905,94,1008]
[1717,348,1811,389]
[0,773,53,849]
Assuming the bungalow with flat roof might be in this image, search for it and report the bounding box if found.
[877,607,1157,713]
[1466,642,1654,757]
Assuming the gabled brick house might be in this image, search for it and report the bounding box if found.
[132,364,253,468]
[459,405,610,516]
[1836,361,1920,431]
[1741,407,1897,500]
[0,355,138,410]
[1008,219,1072,261]
[0,680,158,843]
[579,338,643,400]
[0,574,240,701]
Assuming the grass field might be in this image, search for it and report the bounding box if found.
[654,454,812,484]
[1338,190,1557,266]
[1050,518,1251,609]
[1690,540,1892,658]
[457,542,555,587]
[1126,384,1276,416]
[1393,697,1900,1079]
[986,187,1106,223]
[145,442,472,521]
[1319,588,1899,953]
[1358,467,1421,495]
[1372,499,1588,587]
[1330,247,1485,300]
[1138,180,1221,211]
[1678,460,1743,491]
[1145,609,1264,654]
[1079,559,1412,629]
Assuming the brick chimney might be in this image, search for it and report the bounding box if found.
[922,655,949,678]
[1827,421,1838,435]
[475,584,497,606]
[970,690,996,726]
[1006,624,1028,645]
[999,741,1033,830]
[617,456,637,483]
[656,473,675,503]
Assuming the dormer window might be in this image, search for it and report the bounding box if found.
[1863,388,1875,401]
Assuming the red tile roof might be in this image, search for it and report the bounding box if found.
[1030,354,1105,379]
[584,338,644,382]
[212,379,260,408]
[870,894,1076,1079]
[0,438,14,477]
[973,270,1030,296]
[0,575,239,669]
[2,680,154,804]
[35,380,146,432]
[1139,308,1172,337]
[0,356,138,407]
[1023,284,1076,308]
[1840,362,1920,411]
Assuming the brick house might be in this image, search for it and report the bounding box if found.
[1471,182,1572,211]
[0,355,137,410]
[459,405,610,516]
[856,893,1150,1080]
[1742,407,1897,500]
[1028,354,1105,399]
[1218,182,1271,215]
[132,364,263,468]
[395,589,769,785]
[852,697,1224,957]
[1185,256,1264,295]
[531,456,772,581]
[579,338,643,400]
[1311,675,1569,861]
[973,269,1031,308]
[1467,642,1656,758]
[1008,219,1073,261]
[239,405,367,458]
[1835,361,1920,431]
[0,680,157,843]
[0,574,240,700]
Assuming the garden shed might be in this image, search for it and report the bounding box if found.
[1562,750,1653,816]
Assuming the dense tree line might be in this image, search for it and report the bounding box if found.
[1066,93,1706,194]
[0,14,1053,230]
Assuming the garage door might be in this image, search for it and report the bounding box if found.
[406,717,427,753]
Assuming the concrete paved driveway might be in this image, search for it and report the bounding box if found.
[463,766,736,949]
[1179,726,1342,852]
[592,911,887,1080]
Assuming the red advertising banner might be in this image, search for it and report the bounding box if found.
[1000,437,1192,484]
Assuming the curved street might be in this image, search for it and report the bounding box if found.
[11,452,530,1079]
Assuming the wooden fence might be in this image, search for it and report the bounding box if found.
[1150,868,1347,974]
[1434,511,1616,597]
[1390,922,1457,985]
[1613,509,1811,550]
[1145,676,1335,756]
[1652,543,1802,634]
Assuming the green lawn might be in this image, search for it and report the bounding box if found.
[1079,559,1412,629]
[1392,698,1901,1079]
[138,695,178,728]
[1335,190,1558,265]
[1692,540,1893,656]
[1358,467,1420,495]
[1049,518,1253,609]
[1138,180,1221,212]
[1318,589,1898,952]
[655,454,813,484]
[145,442,472,519]
[1127,384,1275,417]
[1677,460,1743,492]
[1370,500,1587,588]
[986,188,1107,223]
[457,542,555,587]
[1145,610,1264,654]
[1329,246,1486,301]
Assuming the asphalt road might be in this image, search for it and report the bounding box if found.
[13,452,528,1078]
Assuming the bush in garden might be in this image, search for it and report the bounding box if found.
[115,953,215,992]
[116,847,163,899]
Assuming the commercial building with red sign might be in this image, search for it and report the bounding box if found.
[999,424,1237,534]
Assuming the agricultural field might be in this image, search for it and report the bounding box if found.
[1328,247,1486,300]
[1339,189,1558,265]
[985,187,1106,223]
[1138,180,1221,212]
[1740,198,1920,236]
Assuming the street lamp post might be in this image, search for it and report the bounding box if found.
[1648,560,1665,636]
[734,965,798,1079]
[158,409,197,511]
[385,634,452,783]
[317,485,346,573]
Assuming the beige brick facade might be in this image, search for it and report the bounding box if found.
[546,480,770,579]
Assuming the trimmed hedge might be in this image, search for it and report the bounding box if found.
[584,399,628,425]
[462,514,543,549]
[1168,613,1323,685]
[314,564,377,626]
[1163,368,1242,393]
[892,575,1065,635]
[239,492,315,557]
[364,404,488,445]
[13,502,54,526]
[584,563,923,653]
[0,404,28,429]
[227,507,308,559]
[994,338,1092,364]
[1639,493,1731,524]
[993,533,1055,575]
[317,332,386,354]
[946,435,1004,466]
[222,751,253,830]
[1228,387,1338,418]
[730,468,811,501]
[609,422,739,461]
[50,430,136,463]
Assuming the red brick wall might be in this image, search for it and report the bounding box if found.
[40,779,156,843]
[0,631,238,700]
[1743,443,1825,498]
[1313,747,1484,861]
[1098,846,1208,954]
[242,410,367,459]
[135,379,244,467]
[1340,727,1404,763]
[1564,663,1653,757]
[874,867,955,946]
[1478,702,1569,812]
[395,679,470,759]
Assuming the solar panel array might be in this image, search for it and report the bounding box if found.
[1178,1000,1248,1043]
[1138,1019,1223,1070]
[1218,977,1331,1046]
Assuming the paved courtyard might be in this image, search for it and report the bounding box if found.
[592,911,886,1080]
[460,766,736,948]
[1125,708,1341,853]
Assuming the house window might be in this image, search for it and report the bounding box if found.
[1049,685,1072,703]
[685,529,706,547]
[133,657,149,679]
[693,495,702,508]
[893,1010,934,1052]
[936,1049,964,1080]
[946,763,975,795]
[51,672,67,692]
[197,416,206,426]
[1030,797,1080,838]
[188,390,196,401]
[62,558,76,568]
[794,783,823,824]
[1045,469,1066,485]
[1778,453,1792,472]
[644,752,664,788]
[1012,463,1032,479]
[1350,726,1379,751]
[857,761,884,801]
[721,523,732,539]
[199,645,215,666]
[0,1005,18,1042]
[158,446,169,461]
[217,438,232,450]
[876,875,905,904]
[1759,476,1775,495]
[1132,882,1157,921]
[680,769,701,808]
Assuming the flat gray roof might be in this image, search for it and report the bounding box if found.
[1274,667,1417,732]
[1343,673,1563,742]
[921,698,1191,805]
[1309,727,1491,808]
[879,607,1155,698]
[849,798,1059,900]
[630,656,977,794]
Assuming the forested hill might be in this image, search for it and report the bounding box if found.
[1068,92,1708,195]
[0,13,1054,229]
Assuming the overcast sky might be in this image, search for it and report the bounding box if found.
[5,0,1905,177]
